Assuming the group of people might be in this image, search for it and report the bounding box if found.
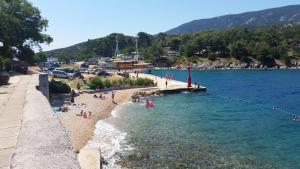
[77,110,92,119]
[93,91,115,103]
[93,93,105,99]
[59,105,69,112]
[165,74,174,80]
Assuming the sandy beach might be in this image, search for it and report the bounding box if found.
[58,89,140,151]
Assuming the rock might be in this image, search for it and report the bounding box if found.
[101,157,109,165]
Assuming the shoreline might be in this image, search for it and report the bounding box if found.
[57,88,148,169]
[57,73,204,168]
[154,66,300,70]
[80,102,134,169]
[58,88,140,151]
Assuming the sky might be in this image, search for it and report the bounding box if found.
[30,0,300,51]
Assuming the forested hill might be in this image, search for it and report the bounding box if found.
[44,25,300,68]
[166,5,300,35]
[45,33,137,61]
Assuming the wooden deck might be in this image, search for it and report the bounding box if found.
[130,73,206,94]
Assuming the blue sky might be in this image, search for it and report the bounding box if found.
[30,0,300,51]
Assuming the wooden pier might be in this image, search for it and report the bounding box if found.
[130,73,206,94]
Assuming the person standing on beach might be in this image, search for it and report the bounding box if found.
[70,89,75,103]
[112,91,115,103]
[165,80,168,89]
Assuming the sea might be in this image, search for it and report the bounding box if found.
[86,69,300,169]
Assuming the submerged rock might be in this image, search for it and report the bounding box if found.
[131,91,164,102]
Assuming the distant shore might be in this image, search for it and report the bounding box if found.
[155,64,300,70]
[154,59,300,70]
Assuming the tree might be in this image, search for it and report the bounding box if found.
[0,0,52,69]
[254,41,275,66]
[168,37,181,51]
[142,40,163,62]
[229,41,249,61]
[137,32,152,48]
[34,52,47,63]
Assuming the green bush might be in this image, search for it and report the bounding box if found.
[88,77,105,89]
[124,78,134,86]
[208,53,217,61]
[117,79,124,86]
[111,80,118,87]
[49,79,71,94]
[89,77,154,89]
[143,78,155,86]
[135,78,145,86]
[135,78,154,86]
[104,79,112,88]
[128,79,135,86]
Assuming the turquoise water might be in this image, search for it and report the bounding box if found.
[100,70,300,169]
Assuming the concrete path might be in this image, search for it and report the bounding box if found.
[11,75,80,169]
[0,75,31,169]
[130,73,206,92]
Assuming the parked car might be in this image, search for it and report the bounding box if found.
[47,67,55,72]
[74,72,83,78]
[42,68,50,74]
[42,67,55,74]
[79,68,87,73]
[96,70,110,76]
[92,68,104,75]
[52,70,69,78]
[14,61,28,74]
[87,68,95,74]
[80,63,89,69]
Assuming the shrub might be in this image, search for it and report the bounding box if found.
[135,78,145,86]
[123,78,129,85]
[88,77,105,89]
[49,79,71,94]
[135,78,154,86]
[128,79,135,86]
[111,80,118,87]
[0,72,9,85]
[208,53,217,61]
[117,79,124,86]
[104,79,112,88]
[143,78,154,86]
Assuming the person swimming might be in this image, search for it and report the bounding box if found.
[146,99,154,108]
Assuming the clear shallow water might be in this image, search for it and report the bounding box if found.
[90,70,300,169]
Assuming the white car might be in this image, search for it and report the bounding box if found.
[52,70,69,78]
[79,68,87,73]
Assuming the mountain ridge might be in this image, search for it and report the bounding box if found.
[166,4,300,34]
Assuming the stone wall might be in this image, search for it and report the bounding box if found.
[38,73,49,99]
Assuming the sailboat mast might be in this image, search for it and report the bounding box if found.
[135,35,138,61]
[115,35,119,59]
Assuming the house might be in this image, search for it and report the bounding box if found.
[86,58,98,65]
[165,50,180,57]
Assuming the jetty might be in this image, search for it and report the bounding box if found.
[130,73,206,94]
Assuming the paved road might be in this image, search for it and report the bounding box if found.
[0,75,31,169]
